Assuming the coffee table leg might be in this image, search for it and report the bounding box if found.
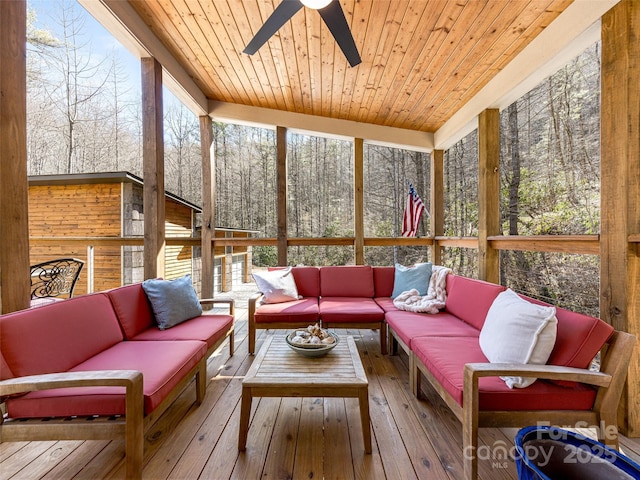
[359,388,372,454]
[238,386,252,451]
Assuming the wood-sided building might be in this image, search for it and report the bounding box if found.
[28,172,252,295]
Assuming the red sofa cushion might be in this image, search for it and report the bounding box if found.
[292,266,321,297]
[0,350,14,381]
[0,293,123,377]
[517,294,614,369]
[268,266,320,297]
[412,336,597,411]
[373,266,395,297]
[6,340,206,418]
[385,310,479,348]
[132,314,233,351]
[106,283,155,339]
[444,275,506,330]
[319,297,384,323]
[254,298,319,324]
[374,296,397,313]
[320,266,374,297]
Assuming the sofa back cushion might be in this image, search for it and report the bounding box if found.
[0,293,123,377]
[106,283,155,339]
[0,350,14,380]
[292,266,321,297]
[320,266,374,297]
[267,266,320,297]
[518,294,614,369]
[373,266,395,297]
[445,275,506,330]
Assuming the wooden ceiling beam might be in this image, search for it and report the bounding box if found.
[208,100,434,152]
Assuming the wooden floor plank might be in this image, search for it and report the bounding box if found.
[324,397,355,480]
[345,395,386,480]
[196,402,243,480]
[291,397,325,479]
[351,330,419,480]
[40,441,111,480]
[363,334,450,480]
[261,397,301,478]
[0,441,57,480]
[231,397,281,479]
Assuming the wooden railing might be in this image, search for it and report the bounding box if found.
[29,233,638,294]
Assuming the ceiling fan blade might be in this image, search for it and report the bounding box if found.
[243,0,304,55]
[318,1,361,67]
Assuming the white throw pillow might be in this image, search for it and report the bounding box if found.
[479,288,557,388]
[252,267,300,304]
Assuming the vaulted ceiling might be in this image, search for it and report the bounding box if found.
[81,0,617,150]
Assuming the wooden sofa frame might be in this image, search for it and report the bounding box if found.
[412,330,636,480]
[0,297,234,480]
[0,362,205,480]
[201,297,235,357]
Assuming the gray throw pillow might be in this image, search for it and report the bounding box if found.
[142,274,203,330]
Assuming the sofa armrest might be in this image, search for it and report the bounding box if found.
[1,369,143,398]
[463,362,612,389]
[200,297,234,316]
[460,363,613,480]
[1,370,145,479]
[248,292,263,316]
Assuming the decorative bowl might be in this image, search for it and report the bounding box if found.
[285,330,339,357]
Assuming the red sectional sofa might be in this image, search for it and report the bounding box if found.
[384,272,634,480]
[0,283,234,480]
[249,265,635,480]
[249,265,390,354]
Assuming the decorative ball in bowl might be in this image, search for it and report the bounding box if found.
[285,324,339,358]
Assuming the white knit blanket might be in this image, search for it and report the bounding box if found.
[393,265,452,314]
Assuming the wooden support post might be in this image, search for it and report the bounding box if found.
[430,150,444,265]
[601,0,640,437]
[224,231,233,292]
[0,0,30,313]
[276,126,288,266]
[220,254,227,293]
[141,57,165,280]
[354,138,365,265]
[199,115,214,301]
[477,109,500,283]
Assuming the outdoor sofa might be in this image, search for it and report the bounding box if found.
[249,264,636,480]
[0,279,234,480]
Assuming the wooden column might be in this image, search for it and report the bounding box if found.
[354,138,365,264]
[141,57,165,280]
[0,0,30,313]
[430,150,444,265]
[601,0,640,437]
[200,115,214,301]
[477,109,500,283]
[276,126,288,266]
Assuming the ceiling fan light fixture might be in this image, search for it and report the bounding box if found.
[300,0,332,10]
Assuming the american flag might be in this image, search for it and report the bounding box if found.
[402,181,425,237]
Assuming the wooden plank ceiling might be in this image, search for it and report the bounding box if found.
[128,0,573,133]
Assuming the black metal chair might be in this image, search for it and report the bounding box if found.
[30,258,85,300]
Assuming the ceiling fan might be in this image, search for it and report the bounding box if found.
[243,0,362,67]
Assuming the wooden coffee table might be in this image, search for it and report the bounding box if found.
[238,333,371,453]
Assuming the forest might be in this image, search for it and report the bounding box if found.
[26,1,601,316]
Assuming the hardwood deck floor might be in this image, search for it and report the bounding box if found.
[2,287,639,480]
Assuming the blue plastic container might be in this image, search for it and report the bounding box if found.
[515,426,640,480]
